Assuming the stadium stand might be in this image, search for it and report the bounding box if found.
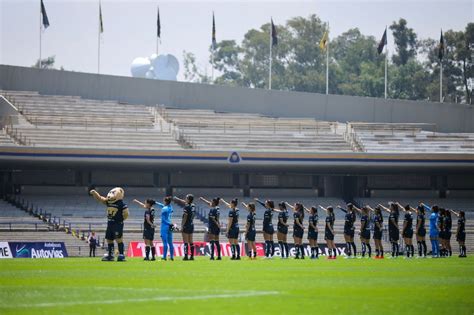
[348,122,474,153]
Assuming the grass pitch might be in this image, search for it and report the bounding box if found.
[0,256,473,315]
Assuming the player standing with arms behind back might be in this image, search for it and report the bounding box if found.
[379,203,399,258]
[222,198,241,260]
[319,205,337,259]
[173,195,196,261]
[242,202,257,259]
[450,210,467,257]
[200,197,222,260]
[133,198,157,261]
[277,202,290,259]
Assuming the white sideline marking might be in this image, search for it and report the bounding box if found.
[1,290,279,309]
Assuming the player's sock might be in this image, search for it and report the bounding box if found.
[449,249,452,257]
[236,244,241,258]
[346,242,352,257]
[417,241,422,256]
[216,241,221,258]
[190,243,195,259]
[367,244,372,257]
[375,248,379,257]
[210,241,215,258]
[300,245,305,258]
[270,241,275,257]
[396,244,400,257]
[462,245,467,256]
[410,245,414,257]
[231,244,236,258]
[284,243,289,258]
[118,242,124,255]
[333,248,337,257]
[183,243,188,259]
[145,246,150,259]
[362,243,366,257]
[315,246,319,258]
[278,241,284,257]
[108,243,114,257]
[380,249,384,257]
[406,245,410,257]
[422,240,427,256]
[351,242,357,256]
[151,246,156,259]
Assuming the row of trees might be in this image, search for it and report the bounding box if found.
[184,16,473,104]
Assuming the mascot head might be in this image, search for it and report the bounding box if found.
[107,187,124,202]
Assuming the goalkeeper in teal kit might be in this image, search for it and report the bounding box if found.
[156,196,175,260]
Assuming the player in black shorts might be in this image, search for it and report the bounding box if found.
[359,206,372,258]
[133,198,157,261]
[451,210,466,257]
[306,206,319,259]
[379,203,399,258]
[337,203,358,258]
[242,202,257,259]
[400,204,414,258]
[444,210,453,257]
[173,195,196,261]
[438,208,447,257]
[200,197,222,260]
[286,202,305,259]
[415,204,427,258]
[255,199,282,259]
[319,205,337,259]
[372,206,384,259]
[222,198,240,260]
[277,202,290,259]
[89,187,129,262]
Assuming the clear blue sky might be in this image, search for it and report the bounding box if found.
[1,0,472,81]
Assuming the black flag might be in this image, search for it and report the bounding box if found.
[157,6,161,39]
[271,18,278,46]
[212,12,216,49]
[40,0,50,29]
[377,28,387,54]
[438,30,444,60]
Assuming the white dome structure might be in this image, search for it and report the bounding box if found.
[130,54,179,81]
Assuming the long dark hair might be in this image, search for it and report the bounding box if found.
[146,199,156,208]
[164,196,172,205]
[266,200,275,209]
[212,197,221,207]
[278,202,287,210]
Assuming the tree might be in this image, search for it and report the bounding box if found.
[390,18,417,66]
[32,55,57,69]
[182,51,211,84]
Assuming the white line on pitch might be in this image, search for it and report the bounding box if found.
[0,291,280,309]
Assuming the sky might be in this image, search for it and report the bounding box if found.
[0,0,472,81]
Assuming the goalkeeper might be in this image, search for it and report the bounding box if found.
[157,196,175,261]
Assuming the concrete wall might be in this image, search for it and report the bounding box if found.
[1,64,473,132]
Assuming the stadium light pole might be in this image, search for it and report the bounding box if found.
[440,61,443,103]
[39,2,42,69]
[326,22,329,95]
[384,27,388,99]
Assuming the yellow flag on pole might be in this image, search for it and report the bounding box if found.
[319,30,328,50]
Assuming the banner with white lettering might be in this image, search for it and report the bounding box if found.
[0,242,12,259]
[8,242,68,258]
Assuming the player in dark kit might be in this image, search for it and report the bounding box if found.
[200,197,222,260]
[444,210,453,257]
[371,206,384,259]
[380,203,400,258]
[359,206,372,258]
[173,195,196,261]
[306,206,319,259]
[438,208,447,257]
[133,198,157,261]
[319,205,337,259]
[89,187,129,262]
[242,202,257,259]
[285,202,305,259]
[277,202,290,259]
[222,198,240,260]
[400,204,415,259]
[255,199,282,259]
[451,210,467,257]
[337,203,358,258]
[415,204,428,258]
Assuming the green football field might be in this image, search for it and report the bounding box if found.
[0,256,473,315]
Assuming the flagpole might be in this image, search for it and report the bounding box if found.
[269,20,272,90]
[384,34,388,99]
[323,22,329,95]
[97,0,101,74]
[39,1,42,69]
[440,61,443,103]
[211,50,214,82]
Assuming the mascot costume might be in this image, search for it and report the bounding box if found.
[89,186,129,261]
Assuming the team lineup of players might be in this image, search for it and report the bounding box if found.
[130,194,467,261]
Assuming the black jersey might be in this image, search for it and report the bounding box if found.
[325,213,335,232]
[417,213,425,230]
[293,211,304,229]
[458,217,465,233]
[388,212,399,231]
[106,200,127,223]
[361,214,370,232]
[344,211,355,229]
[374,213,383,232]
[228,209,239,229]
[247,212,256,231]
[444,216,452,232]
[278,210,289,228]
[208,207,220,227]
[182,203,196,226]
[144,208,155,230]
[438,215,445,231]
[263,209,273,227]
[308,213,318,232]
[404,212,413,230]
